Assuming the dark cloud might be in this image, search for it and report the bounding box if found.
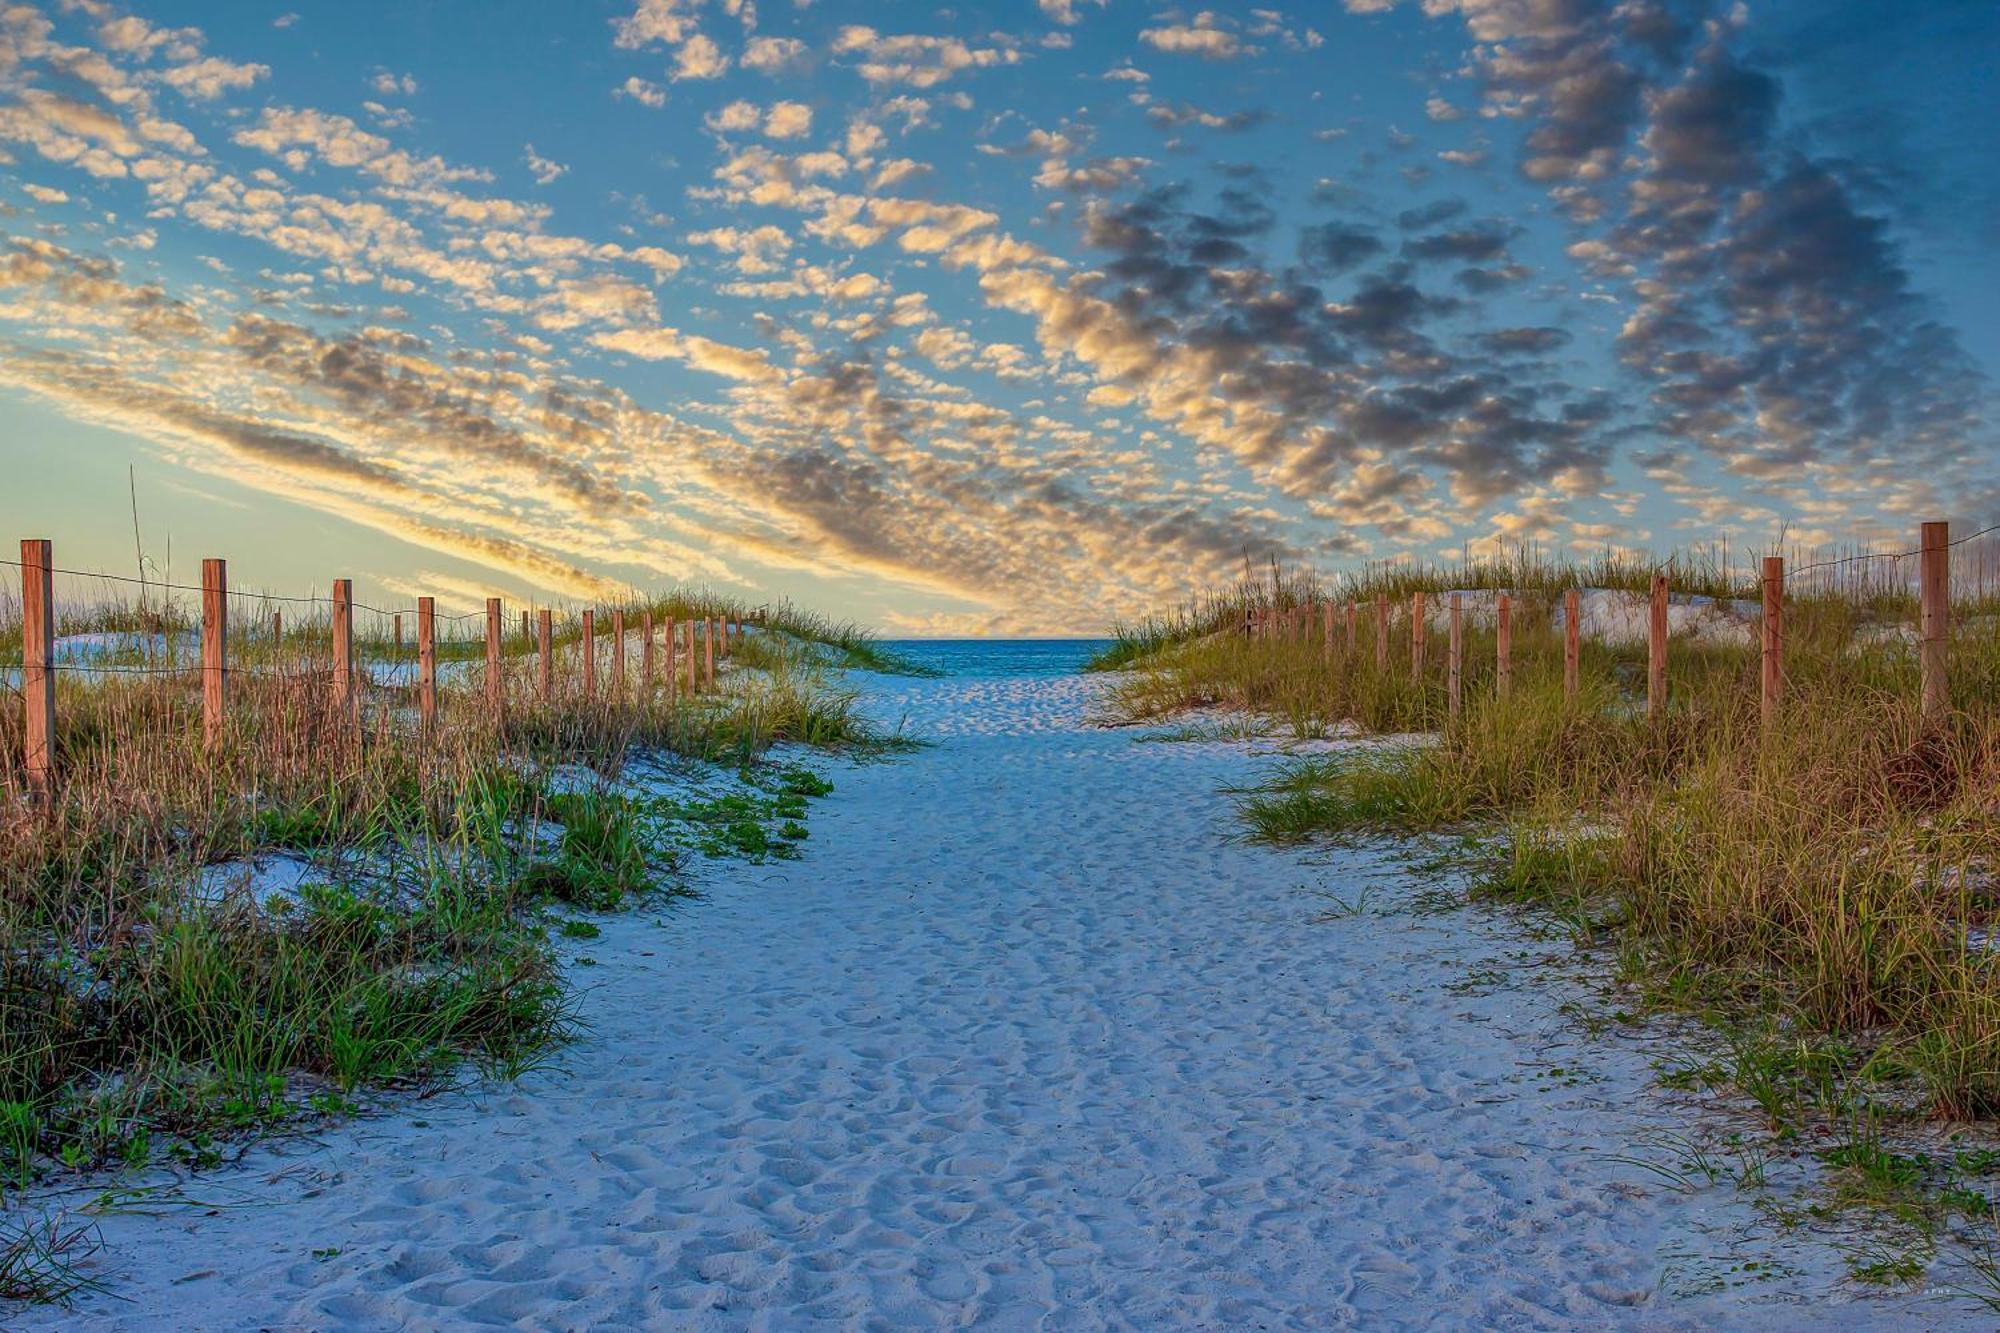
[1401,221,1519,264]
[1475,326,1572,355]
[1297,221,1383,274]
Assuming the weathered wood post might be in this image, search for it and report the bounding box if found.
[1648,573,1668,718]
[520,609,530,646]
[200,559,227,752]
[663,616,676,702]
[683,618,696,693]
[485,597,503,714]
[1346,601,1357,655]
[1321,600,1335,660]
[1920,521,1949,722]
[1496,591,1513,700]
[1447,593,1463,718]
[1562,588,1580,702]
[581,609,596,700]
[417,597,437,728]
[537,608,553,700]
[1410,591,1426,681]
[611,609,626,696]
[1374,596,1389,672]
[1761,556,1784,726]
[393,612,402,656]
[331,578,355,729]
[642,610,655,691]
[21,540,55,795]
[705,617,717,688]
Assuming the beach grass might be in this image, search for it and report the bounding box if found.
[1104,551,2000,1124]
[0,596,893,1275]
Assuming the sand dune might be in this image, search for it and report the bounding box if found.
[24,669,1966,1328]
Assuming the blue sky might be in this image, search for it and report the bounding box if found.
[1,0,1994,633]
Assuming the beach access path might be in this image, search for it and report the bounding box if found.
[28,666,1966,1329]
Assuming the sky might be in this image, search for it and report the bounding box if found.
[0,0,1995,634]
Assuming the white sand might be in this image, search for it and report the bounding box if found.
[21,669,1980,1328]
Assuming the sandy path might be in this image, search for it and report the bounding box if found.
[26,670,1965,1328]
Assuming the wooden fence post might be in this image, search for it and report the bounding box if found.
[392,612,401,656]
[581,609,596,700]
[1648,573,1668,718]
[1374,596,1389,672]
[1921,521,1949,722]
[200,559,227,753]
[1447,593,1463,717]
[1321,600,1334,660]
[1410,591,1426,681]
[1346,601,1357,655]
[1563,588,1580,702]
[642,610,655,691]
[520,609,529,646]
[663,616,676,702]
[485,597,503,714]
[705,617,717,688]
[331,578,355,729]
[417,596,437,728]
[21,539,54,794]
[537,608,553,700]
[611,609,626,695]
[683,618,696,693]
[1496,592,1513,700]
[1761,556,1784,725]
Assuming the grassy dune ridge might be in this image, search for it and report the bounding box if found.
[1098,547,2000,1275]
[0,582,913,1299]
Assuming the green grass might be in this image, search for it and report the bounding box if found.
[0,601,869,1296]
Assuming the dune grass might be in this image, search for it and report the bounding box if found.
[1106,555,2000,1125]
[0,595,898,1301]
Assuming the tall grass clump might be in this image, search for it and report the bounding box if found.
[1108,543,2000,1121]
[0,585,886,1290]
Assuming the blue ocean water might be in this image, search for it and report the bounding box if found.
[879,639,1110,678]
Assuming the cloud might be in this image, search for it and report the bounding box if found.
[161,55,269,100]
[615,76,667,107]
[1140,17,1250,61]
[831,27,1020,88]
[673,33,728,80]
[522,143,567,185]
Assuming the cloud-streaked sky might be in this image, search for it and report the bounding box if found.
[2,0,1994,633]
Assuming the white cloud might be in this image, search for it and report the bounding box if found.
[523,143,567,185]
[615,77,667,108]
[673,33,728,80]
[763,101,812,139]
[161,56,270,100]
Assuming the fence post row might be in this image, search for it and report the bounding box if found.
[1761,556,1783,725]
[201,558,226,752]
[417,597,437,728]
[21,539,54,796]
[1647,573,1668,718]
[1920,521,1949,722]
[485,598,503,714]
